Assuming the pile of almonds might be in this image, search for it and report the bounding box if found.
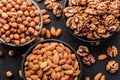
[24,42,81,80]
[0,0,41,46]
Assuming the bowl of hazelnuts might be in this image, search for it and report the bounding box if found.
[63,0,120,43]
[0,0,43,46]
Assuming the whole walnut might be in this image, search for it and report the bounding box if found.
[77,46,89,57]
[107,46,118,58]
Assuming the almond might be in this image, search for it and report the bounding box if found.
[59,59,66,65]
[43,19,51,24]
[33,44,42,51]
[56,72,61,80]
[98,54,107,61]
[45,68,53,75]
[41,28,46,36]
[46,44,55,51]
[54,66,62,72]
[40,61,48,68]
[85,76,90,80]
[50,26,56,36]
[56,28,62,37]
[53,53,59,65]
[43,65,52,71]
[41,9,47,15]
[94,73,102,80]
[62,64,71,70]
[64,70,73,75]
[101,75,105,80]
[19,70,22,78]
[46,30,51,38]
[43,14,50,20]
[51,71,56,80]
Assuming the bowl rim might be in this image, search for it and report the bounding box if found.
[63,0,115,43]
[21,39,82,80]
[0,0,43,47]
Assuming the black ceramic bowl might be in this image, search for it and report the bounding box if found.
[63,0,115,43]
[21,39,82,80]
[0,0,43,46]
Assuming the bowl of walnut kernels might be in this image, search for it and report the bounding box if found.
[63,0,120,43]
[0,0,43,46]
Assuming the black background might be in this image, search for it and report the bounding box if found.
[0,0,120,80]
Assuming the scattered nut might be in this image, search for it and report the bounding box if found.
[19,70,22,78]
[107,46,118,58]
[98,54,107,61]
[85,76,90,80]
[6,71,13,78]
[106,60,119,74]
[8,50,14,56]
[50,26,56,36]
[82,54,95,66]
[56,28,62,37]
[94,73,105,80]
[0,51,3,57]
[77,46,89,57]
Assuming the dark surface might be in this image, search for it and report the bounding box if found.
[0,0,120,80]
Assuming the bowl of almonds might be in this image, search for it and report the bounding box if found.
[63,0,120,43]
[0,0,43,46]
[21,39,82,80]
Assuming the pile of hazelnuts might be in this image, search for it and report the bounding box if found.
[0,0,41,46]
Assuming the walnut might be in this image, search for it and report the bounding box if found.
[106,60,119,74]
[53,3,63,17]
[82,54,95,66]
[63,7,77,17]
[77,46,89,57]
[107,46,118,58]
[44,0,56,10]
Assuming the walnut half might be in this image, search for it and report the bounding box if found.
[106,60,119,74]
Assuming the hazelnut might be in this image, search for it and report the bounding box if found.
[23,21,29,26]
[3,24,10,30]
[14,4,20,10]
[5,31,11,36]
[0,51,4,57]
[19,25,27,32]
[26,17,32,22]
[30,10,35,17]
[34,17,40,24]
[10,28,17,33]
[29,21,35,27]
[16,0,22,5]
[8,50,14,56]
[14,34,20,39]
[11,22,18,28]
[2,0,8,5]
[0,9,3,15]
[27,1,32,6]
[25,36,31,42]
[24,11,29,16]
[17,10,23,17]
[4,37,11,43]
[11,1,16,6]
[9,34,14,39]
[20,4,27,11]
[35,25,40,31]
[6,71,13,78]
[25,31,30,36]
[33,30,38,36]
[1,28,5,33]
[20,38,26,44]
[2,12,8,19]
[0,3,3,8]
[10,8,16,12]
[14,40,20,46]
[6,3,12,10]
[1,34,6,39]
[0,23,2,28]
[2,7,7,12]
[28,27,34,34]
[35,10,40,16]
[17,17,22,23]
[22,15,26,21]
[20,33,25,38]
